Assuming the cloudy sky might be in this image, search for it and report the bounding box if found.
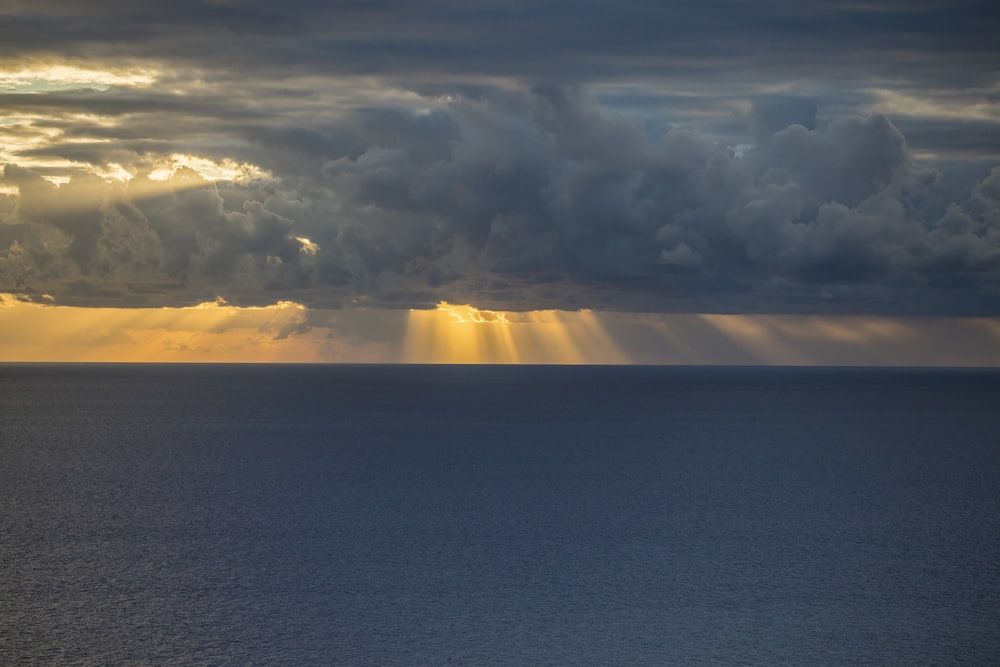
[1,0,998,363]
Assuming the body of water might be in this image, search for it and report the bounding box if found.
[2,364,999,664]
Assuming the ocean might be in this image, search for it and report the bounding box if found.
[2,364,999,664]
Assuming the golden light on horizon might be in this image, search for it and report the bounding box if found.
[403,302,517,363]
[1,293,999,366]
[0,295,336,363]
[403,302,629,364]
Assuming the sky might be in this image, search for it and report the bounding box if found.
[1,0,999,364]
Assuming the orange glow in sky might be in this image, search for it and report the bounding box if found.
[0,295,389,363]
[403,302,628,364]
[1,293,999,366]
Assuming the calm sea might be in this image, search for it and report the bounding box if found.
[2,364,999,665]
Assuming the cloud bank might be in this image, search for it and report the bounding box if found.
[1,1,998,315]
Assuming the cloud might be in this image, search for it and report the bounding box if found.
[0,1,998,315]
[2,85,1000,314]
[0,164,319,306]
[3,2,996,85]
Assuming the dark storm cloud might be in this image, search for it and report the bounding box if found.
[2,1,997,86]
[8,86,999,313]
[1,0,998,313]
[3,1,995,155]
[0,165,319,306]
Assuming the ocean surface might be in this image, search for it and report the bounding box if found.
[2,364,999,665]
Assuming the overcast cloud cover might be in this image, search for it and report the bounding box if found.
[1,0,999,314]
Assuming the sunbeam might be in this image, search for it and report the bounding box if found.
[404,302,628,364]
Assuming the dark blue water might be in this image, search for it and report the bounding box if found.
[2,364,999,664]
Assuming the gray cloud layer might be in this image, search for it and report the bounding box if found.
[3,1,997,84]
[1,1,998,314]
